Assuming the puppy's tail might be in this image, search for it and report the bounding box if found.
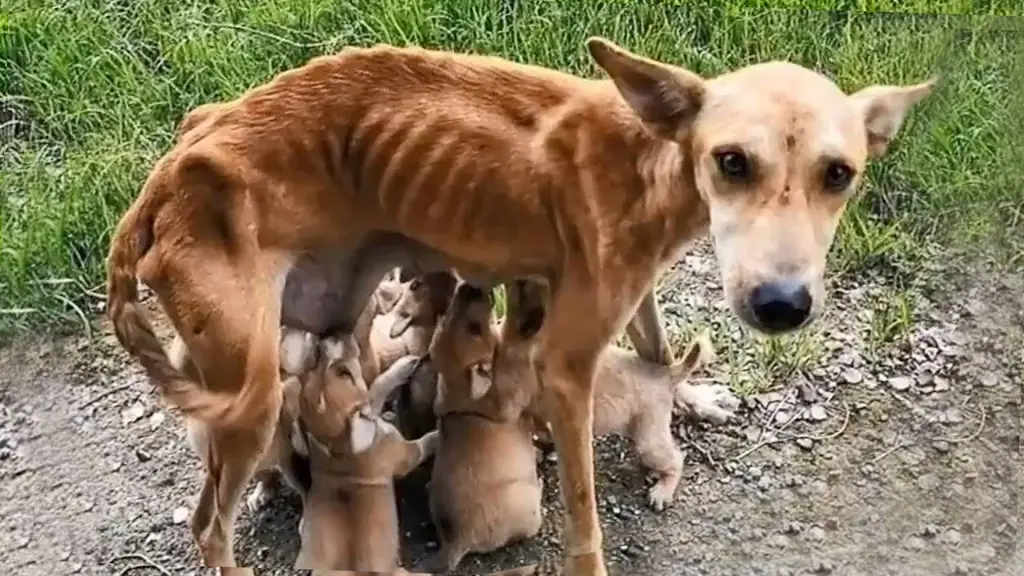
[105,159,260,426]
[669,329,715,406]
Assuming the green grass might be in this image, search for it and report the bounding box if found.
[1,1,1021,338]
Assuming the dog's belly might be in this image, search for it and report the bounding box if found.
[279,232,547,336]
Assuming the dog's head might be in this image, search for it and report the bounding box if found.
[388,271,459,339]
[587,38,937,335]
[297,335,381,455]
[428,282,500,410]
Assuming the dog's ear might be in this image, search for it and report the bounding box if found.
[349,408,378,454]
[586,36,706,140]
[469,361,493,400]
[849,78,938,158]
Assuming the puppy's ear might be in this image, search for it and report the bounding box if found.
[669,329,715,379]
[390,313,414,339]
[469,361,493,400]
[376,282,402,313]
[280,328,317,375]
[586,36,706,140]
[849,78,938,158]
[517,305,546,339]
[349,409,378,454]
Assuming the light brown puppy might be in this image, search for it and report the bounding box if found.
[106,37,937,572]
[504,280,730,511]
[293,334,438,573]
[416,283,543,574]
[370,271,457,375]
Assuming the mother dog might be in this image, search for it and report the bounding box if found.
[105,36,934,574]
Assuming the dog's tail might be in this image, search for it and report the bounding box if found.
[105,160,267,427]
[669,328,715,408]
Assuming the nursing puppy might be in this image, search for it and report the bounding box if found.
[293,335,437,573]
[415,283,544,573]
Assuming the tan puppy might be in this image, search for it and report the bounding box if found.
[504,280,737,510]
[370,271,457,375]
[293,334,438,573]
[106,37,936,572]
[415,283,543,574]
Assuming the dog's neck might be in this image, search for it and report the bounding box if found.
[582,87,711,267]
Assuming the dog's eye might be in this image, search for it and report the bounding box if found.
[823,161,854,192]
[715,151,751,181]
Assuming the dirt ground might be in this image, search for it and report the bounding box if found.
[1,241,1020,576]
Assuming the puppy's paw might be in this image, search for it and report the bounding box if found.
[679,383,740,424]
[245,482,272,514]
[647,482,675,512]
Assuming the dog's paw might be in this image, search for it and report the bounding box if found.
[679,383,741,424]
[245,482,272,514]
[647,482,675,512]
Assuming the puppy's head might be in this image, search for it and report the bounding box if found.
[389,271,459,338]
[587,37,937,335]
[428,283,499,409]
[297,335,379,455]
[501,280,547,346]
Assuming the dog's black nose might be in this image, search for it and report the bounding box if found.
[748,280,812,333]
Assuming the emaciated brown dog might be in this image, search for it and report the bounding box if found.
[105,35,936,573]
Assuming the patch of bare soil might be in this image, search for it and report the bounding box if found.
[0,241,1019,576]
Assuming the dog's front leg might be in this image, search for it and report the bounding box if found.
[531,277,627,576]
[625,289,673,365]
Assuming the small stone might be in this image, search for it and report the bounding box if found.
[808,405,828,422]
[888,376,913,391]
[943,408,964,424]
[916,370,934,386]
[767,534,789,548]
[941,529,962,546]
[15,535,30,548]
[148,412,166,428]
[952,563,970,575]
[425,540,438,550]
[978,372,998,387]
[921,524,940,537]
[813,560,835,574]
[775,411,793,426]
[806,526,826,542]
[749,467,763,479]
[172,506,190,524]
[841,368,862,384]
[824,518,839,530]
[784,521,804,535]
[757,475,772,491]
[122,402,147,425]
[60,550,72,561]
[904,536,926,550]
[135,448,152,463]
[795,437,814,451]
[70,563,83,574]
[933,377,950,392]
